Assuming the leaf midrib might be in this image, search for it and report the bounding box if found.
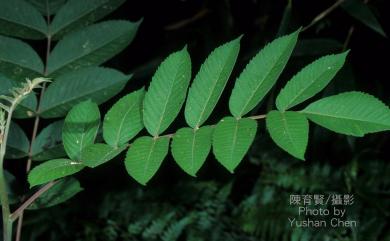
[282,61,336,110]
[281,113,300,156]
[48,23,131,75]
[189,129,197,174]
[153,58,186,136]
[114,100,137,147]
[40,76,127,115]
[0,56,43,74]
[302,110,390,127]
[238,42,293,117]
[229,120,239,165]
[51,0,109,35]
[33,160,83,183]
[0,16,47,35]
[194,47,237,127]
[142,139,156,183]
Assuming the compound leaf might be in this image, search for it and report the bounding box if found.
[62,100,100,160]
[125,136,170,185]
[28,159,84,187]
[40,67,130,118]
[171,126,213,176]
[81,143,126,168]
[185,37,241,128]
[266,111,309,160]
[229,29,299,118]
[0,0,47,39]
[301,91,390,136]
[0,35,44,81]
[50,0,126,38]
[143,48,191,136]
[276,52,348,111]
[47,20,141,76]
[212,117,257,172]
[103,88,144,147]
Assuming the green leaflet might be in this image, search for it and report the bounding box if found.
[301,91,390,136]
[28,177,83,210]
[0,35,44,81]
[27,0,67,16]
[266,111,309,160]
[103,88,144,147]
[5,122,30,159]
[62,100,100,160]
[47,20,141,76]
[143,47,192,136]
[0,0,47,39]
[212,117,257,173]
[40,67,131,118]
[125,136,170,185]
[28,159,84,187]
[184,37,241,128]
[171,126,213,176]
[276,52,349,111]
[341,0,386,37]
[32,120,66,161]
[229,29,299,118]
[50,0,126,38]
[81,143,126,168]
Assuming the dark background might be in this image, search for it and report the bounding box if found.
[9,0,390,240]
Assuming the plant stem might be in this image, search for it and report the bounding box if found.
[0,107,15,241]
[15,2,52,240]
[10,181,57,222]
[302,0,346,32]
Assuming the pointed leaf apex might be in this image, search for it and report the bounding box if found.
[235,34,244,41]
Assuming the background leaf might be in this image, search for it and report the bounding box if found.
[342,0,387,37]
[50,0,126,38]
[276,52,348,111]
[6,122,30,159]
[171,126,213,176]
[0,35,44,81]
[212,117,257,173]
[81,143,126,168]
[40,67,130,118]
[184,37,241,128]
[28,177,83,209]
[301,91,390,136]
[229,30,299,118]
[47,20,141,76]
[62,100,100,160]
[28,159,84,187]
[266,111,309,160]
[143,48,191,136]
[0,0,47,39]
[125,136,170,185]
[27,0,67,16]
[103,88,144,148]
[32,120,66,161]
